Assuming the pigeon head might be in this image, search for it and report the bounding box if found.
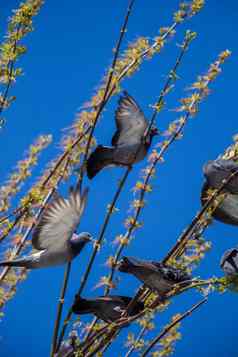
[70,232,93,254]
[117,256,140,272]
[220,248,238,276]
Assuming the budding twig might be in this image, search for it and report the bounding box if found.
[140,298,207,357]
[50,262,72,357]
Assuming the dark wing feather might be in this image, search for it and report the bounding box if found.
[32,187,88,251]
[151,261,190,282]
[112,91,148,146]
[128,256,162,273]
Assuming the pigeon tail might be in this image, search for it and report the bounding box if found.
[87,145,114,179]
[72,296,97,314]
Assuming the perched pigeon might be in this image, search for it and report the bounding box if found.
[72,295,144,323]
[201,182,238,226]
[0,187,92,269]
[203,159,238,194]
[201,159,238,226]
[86,91,158,179]
[118,256,191,297]
[220,248,238,276]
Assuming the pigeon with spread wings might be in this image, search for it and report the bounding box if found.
[0,187,93,269]
[86,91,158,179]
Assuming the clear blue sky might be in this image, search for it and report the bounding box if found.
[1,1,238,356]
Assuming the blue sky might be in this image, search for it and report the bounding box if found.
[1,1,238,356]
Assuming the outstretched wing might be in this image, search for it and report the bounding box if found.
[112,91,148,146]
[32,187,89,251]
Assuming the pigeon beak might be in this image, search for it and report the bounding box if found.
[115,260,123,269]
[89,236,95,243]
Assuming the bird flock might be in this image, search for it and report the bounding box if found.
[1,92,238,351]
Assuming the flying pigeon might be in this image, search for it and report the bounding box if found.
[220,248,238,276]
[0,187,93,269]
[72,295,144,323]
[201,158,238,226]
[117,256,191,297]
[86,91,158,179]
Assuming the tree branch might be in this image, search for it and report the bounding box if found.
[140,298,207,357]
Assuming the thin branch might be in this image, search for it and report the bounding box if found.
[55,166,132,352]
[162,170,238,264]
[50,262,72,357]
[104,30,195,296]
[147,30,196,133]
[125,325,147,357]
[0,23,21,119]
[140,298,207,357]
[77,0,136,187]
[0,128,89,230]
[87,330,120,357]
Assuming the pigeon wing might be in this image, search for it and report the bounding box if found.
[151,261,190,282]
[201,182,238,226]
[32,187,89,251]
[112,91,148,146]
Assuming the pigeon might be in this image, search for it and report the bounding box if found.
[203,159,238,194]
[220,248,238,276]
[72,295,144,323]
[86,91,158,179]
[0,187,93,269]
[201,158,238,226]
[201,182,238,226]
[118,256,191,297]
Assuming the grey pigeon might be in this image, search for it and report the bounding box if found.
[220,248,238,276]
[201,159,238,226]
[118,256,191,297]
[201,182,238,226]
[72,295,144,323]
[203,159,238,194]
[86,91,158,179]
[0,187,92,269]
